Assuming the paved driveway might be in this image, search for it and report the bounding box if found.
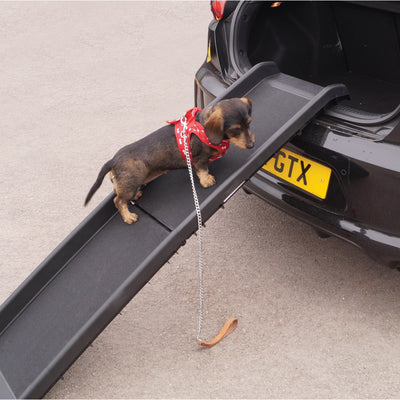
[1,2,400,398]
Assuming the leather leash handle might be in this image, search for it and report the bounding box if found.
[197,317,238,348]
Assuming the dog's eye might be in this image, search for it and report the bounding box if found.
[227,124,242,133]
[228,126,242,136]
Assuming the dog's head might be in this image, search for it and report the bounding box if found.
[201,97,255,150]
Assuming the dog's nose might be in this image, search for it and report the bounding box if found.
[247,141,255,149]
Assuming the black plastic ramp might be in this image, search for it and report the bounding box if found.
[0,62,348,399]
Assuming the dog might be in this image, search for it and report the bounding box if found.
[84,97,254,224]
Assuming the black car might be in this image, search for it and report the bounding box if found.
[195,0,400,267]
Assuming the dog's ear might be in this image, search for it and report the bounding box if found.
[203,107,224,145]
[241,97,252,116]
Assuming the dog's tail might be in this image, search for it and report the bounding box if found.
[84,160,114,206]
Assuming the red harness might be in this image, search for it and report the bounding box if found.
[167,107,229,164]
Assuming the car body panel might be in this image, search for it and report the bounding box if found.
[195,1,400,266]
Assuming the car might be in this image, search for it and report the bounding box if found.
[195,0,400,267]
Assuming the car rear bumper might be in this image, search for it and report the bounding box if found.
[245,171,400,267]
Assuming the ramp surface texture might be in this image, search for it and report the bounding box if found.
[0,62,347,398]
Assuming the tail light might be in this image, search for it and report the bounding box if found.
[211,0,227,21]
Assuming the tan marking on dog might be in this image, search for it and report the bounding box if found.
[249,130,255,143]
[110,170,115,182]
[133,190,143,201]
[229,135,249,150]
[197,170,216,188]
[240,97,252,107]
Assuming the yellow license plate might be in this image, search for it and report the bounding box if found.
[262,148,332,199]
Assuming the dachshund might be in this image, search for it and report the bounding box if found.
[85,97,254,224]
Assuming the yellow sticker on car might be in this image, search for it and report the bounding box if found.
[263,148,332,199]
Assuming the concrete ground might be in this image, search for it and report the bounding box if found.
[1,2,400,398]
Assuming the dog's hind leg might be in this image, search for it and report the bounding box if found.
[112,178,140,224]
[133,189,143,201]
[113,192,138,224]
[110,160,148,224]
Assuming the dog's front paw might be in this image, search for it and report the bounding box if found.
[199,172,216,188]
[123,212,138,224]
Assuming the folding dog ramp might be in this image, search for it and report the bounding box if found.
[0,62,347,399]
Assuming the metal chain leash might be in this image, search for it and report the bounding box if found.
[180,115,237,347]
[180,116,205,344]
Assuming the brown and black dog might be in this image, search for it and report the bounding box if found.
[85,97,254,224]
